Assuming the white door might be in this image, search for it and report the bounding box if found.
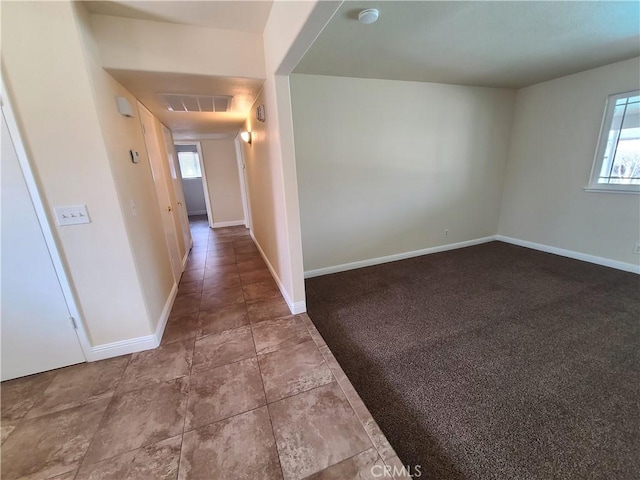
[138,103,182,282]
[161,125,192,253]
[1,112,85,381]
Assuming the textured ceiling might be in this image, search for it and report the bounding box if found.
[294,1,640,88]
[84,0,273,32]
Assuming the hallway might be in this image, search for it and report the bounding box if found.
[1,218,404,479]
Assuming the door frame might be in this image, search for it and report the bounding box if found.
[1,77,92,361]
[138,102,183,283]
[175,141,214,229]
[234,135,252,230]
[160,125,192,262]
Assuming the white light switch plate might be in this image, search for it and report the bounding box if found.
[54,205,91,226]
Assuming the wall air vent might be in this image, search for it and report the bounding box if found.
[159,94,233,113]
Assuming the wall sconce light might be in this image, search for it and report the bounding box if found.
[240,131,252,145]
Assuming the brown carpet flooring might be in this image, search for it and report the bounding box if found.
[305,241,640,479]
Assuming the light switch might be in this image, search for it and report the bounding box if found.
[54,205,91,226]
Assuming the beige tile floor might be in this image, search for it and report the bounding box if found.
[0,217,407,480]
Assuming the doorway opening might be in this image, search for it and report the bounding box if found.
[175,143,213,227]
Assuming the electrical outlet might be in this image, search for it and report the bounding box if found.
[54,205,91,226]
[634,243,640,255]
[444,229,449,237]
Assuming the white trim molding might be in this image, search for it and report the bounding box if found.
[87,281,179,361]
[213,220,246,228]
[153,281,179,343]
[495,235,640,274]
[250,230,307,314]
[181,248,189,271]
[87,334,158,362]
[187,209,208,216]
[304,236,496,278]
[304,235,640,278]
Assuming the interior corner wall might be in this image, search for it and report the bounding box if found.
[1,0,153,345]
[90,13,265,79]
[200,139,245,225]
[241,87,286,272]
[75,2,176,332]
[291,74,516,272]
[498,57,640,266]
[243,0,339,311]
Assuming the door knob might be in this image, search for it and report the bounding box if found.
[177,202,183,206]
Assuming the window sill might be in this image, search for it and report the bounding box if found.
[583,186,640,195]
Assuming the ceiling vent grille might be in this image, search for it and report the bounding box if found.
[160,94,233,112]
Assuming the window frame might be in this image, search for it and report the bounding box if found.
[177,151,202,179]
[586,89,640,194]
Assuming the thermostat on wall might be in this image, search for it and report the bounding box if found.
[130,150,140,163]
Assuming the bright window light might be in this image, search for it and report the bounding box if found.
[589,90,640,193]
[177,152,202,179]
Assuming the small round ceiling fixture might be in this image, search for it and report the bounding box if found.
[358,8,379,25]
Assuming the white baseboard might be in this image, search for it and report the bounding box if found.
[87,281,179,362]
[181,248,189,271]
[153,281,179,343]
[290,300,307,314]
[187,210,207,216]
[250,230,307,314]
[495,235,640,274]
[213,220,246,228]
[87,334,158,362]
[304,236,496,278]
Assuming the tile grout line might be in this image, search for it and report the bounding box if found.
[309,320,400,465]
[303,322,394,473]
[175,334,197,479]
[250,319,286,480]
[298,445,377,480]
[4,365,63,431]
[79,219,210,476]
[72,353,134,477]
[176,219,211,480]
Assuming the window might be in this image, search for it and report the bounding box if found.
[588,90,640,193]
[177,151,202,179]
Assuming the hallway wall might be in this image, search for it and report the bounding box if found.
[240,1,342,312]
[2,1,155,346]
[75,3,176,335]
[201,139,245,226]
[499,57,640,266]
[90,14,265,79]
[291,74,515,272]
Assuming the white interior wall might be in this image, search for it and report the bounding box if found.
[291,74,516,273]
[2,1,154,346]
[200,139,245,226]
[241,0,341,312]
[182,179,207,215]
[90,14,265,79]
[75,3,177,333]
[499,57,640,267]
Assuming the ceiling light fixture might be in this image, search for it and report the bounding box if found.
[240,131,252,145]
[358,8,379,24]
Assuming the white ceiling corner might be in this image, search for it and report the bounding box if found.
[83,0,274,33]
[294,1,640,88]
